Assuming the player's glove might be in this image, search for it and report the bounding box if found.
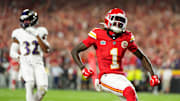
[150,75,160,87]
[82,68,94,80]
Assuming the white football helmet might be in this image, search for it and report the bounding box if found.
[104,8,127,33]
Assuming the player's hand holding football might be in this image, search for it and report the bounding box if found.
[82,68,94,80]
[150,75,160,87]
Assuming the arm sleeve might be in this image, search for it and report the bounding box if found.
[10,43,20,59]
[128,34,138,52]
[82,37,96,48]
[82,30,97,48]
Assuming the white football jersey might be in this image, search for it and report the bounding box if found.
[11,26,49,64]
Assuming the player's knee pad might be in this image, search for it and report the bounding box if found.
[123,86,136,101]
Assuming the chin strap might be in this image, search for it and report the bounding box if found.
[106,29,123,40]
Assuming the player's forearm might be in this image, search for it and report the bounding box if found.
[134,48,154,76]
[71,50,85,70]
[141,55,154,76]
[71,42,88,70]
[36,36,50,53]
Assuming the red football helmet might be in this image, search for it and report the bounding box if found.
[104,8,127,33]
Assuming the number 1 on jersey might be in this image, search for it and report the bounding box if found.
[110,48,119,69]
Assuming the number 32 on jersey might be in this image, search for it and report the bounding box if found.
[110,48,119,69]
[23,40,39,55]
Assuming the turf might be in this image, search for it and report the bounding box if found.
[0,89,180,101]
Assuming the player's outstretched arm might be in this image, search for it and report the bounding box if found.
[133,48,154,76]
[133,48,160,86]
[71,42,88,70]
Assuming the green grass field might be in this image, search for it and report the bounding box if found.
[0,89,180,101]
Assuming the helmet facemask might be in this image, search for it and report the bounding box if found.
[108,14,127,33]
[20,9,38,28]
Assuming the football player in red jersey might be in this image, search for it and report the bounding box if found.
[71,8,160,101]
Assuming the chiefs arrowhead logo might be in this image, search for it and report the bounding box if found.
[121,41,128,48]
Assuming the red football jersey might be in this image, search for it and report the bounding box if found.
[82,28,138,79]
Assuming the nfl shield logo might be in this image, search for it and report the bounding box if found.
[100,40,106,45]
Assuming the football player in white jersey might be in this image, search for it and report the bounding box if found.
[10,9,50,101]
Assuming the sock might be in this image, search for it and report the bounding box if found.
[123,86,136,101]
[25,81,34,101]
[12,80,16,90]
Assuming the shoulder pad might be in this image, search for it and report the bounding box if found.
[11,28,22,39]
[125,30,135,42]
[88,28,103,39]
[37,27,48,35]
[93,28,104,33]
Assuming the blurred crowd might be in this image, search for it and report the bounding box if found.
[0,0,180,92]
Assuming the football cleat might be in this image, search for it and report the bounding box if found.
[104,8,127,33]
[20,9,38,28]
